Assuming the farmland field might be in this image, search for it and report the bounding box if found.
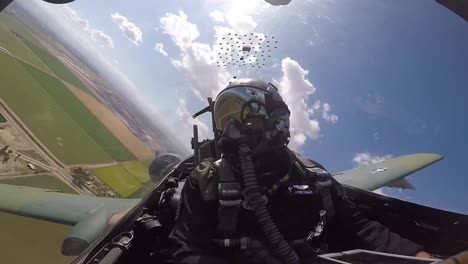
[20,37,91,94]
[0,174,78,194]
[0,12,42,47]
[66,82,154,160]
[0,23,50,72]
[0,51,113,164]
[93,164,142,197]
[21,62,136,162]
[120,160,151,183]
[128,183,153,198]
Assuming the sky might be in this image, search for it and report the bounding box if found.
[19,0,468,213]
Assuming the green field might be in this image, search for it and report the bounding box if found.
[0,52,113,164]
[93,165,142,197]
[0,111,5,123]
[93,161,151,197]
[128,183,153,198]
[0,24,50,73]
[21,38,91,94]
[0,12,43,47]
[0,12,135,163]
[21,62,136,162]
[120,160,150,183]
[0,174,78,194]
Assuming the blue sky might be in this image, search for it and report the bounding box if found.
[24,0,468,213]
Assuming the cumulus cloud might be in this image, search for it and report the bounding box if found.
[175,99,209,142]
[90,30,114,48]
[275,57,322,151]
[322,103,338,123]
[209,10,225,23]
[160,11,199,48]
[226,14,257,33]
[111,12,143,46]
[209,10,257,33]
[273,59,339,151]
[63,5,114,48]
[154,43,168,56]
[312,100,321,110]
[160,10,231,100]
[352,152,393,167]
[309,100,338,123]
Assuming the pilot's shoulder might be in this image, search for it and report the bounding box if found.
[288,149,328,171]
[193,159,219,201]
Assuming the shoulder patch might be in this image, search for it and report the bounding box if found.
[195,160,219,201]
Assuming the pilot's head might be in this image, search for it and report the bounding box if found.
[214,78,291,157]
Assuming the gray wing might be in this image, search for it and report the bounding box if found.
[332,153,443,191]
[0,184,140,255]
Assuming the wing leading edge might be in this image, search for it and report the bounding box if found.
[332,153,443,191]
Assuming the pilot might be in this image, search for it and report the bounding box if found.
[169,79,430,264]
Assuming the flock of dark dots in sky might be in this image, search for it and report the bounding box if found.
[215,32,278,69]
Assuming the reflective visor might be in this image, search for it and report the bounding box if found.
[214,85,289,131]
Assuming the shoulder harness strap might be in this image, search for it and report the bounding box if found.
[215,159,242,235]
[290,150,335,222]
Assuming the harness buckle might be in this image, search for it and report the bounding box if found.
[218,181,242,234]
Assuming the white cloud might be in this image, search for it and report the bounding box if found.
[90,30,114,48]
[209,10,257,33]
[154,43,168,56]
[63,5,114,48]
[322,103,338,123]
[160,10,231,100]
[175,99,209,142]
[276,57,321,151]
[312,100,321,110]
[225,13,257,33]
[373,132,381,141]
[310,100,338,123]
[209,10,225,23]
[111,12,143,46]
[160,11,199,48]
[352,152,393,167]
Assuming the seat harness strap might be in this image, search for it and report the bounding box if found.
[216,159,242,235]
[290,150,335,221]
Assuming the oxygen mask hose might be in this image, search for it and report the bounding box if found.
[238,139,300,264]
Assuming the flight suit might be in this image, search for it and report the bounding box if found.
[169,150,423,264]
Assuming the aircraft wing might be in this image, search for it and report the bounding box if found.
[332,153,443,191]
[0,184,139,256]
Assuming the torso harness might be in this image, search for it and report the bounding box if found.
[212,150,335,262]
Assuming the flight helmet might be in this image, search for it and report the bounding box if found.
[214,78,291,148]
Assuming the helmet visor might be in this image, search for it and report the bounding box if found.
[214,86,269,131]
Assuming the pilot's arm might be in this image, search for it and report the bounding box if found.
[328,178,426,256]
[168,169,228,264]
